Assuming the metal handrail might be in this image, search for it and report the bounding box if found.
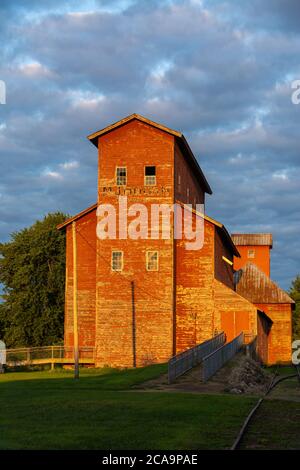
[168,332,226,383]
[245,335,257,359]
[1,345,95,366]
[202,332,244,382]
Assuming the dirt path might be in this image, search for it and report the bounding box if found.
[135,352,267,396]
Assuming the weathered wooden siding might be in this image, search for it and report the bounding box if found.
[257,311,272,364]
[214,228,234,290]
[255,303,292,364]
[64,209,97,349]
[174,142,205,207]
[95,119,174,367]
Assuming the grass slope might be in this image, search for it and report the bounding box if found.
[240,399,300,450]
[0,366,256,450]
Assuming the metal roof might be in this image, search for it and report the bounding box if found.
[231,233,273,247]
[87,113,212,195]
[235,262,294,304]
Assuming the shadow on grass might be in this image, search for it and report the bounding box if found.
[0,363,168,391]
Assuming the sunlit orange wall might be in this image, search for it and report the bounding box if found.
[233,245,271,277]
[255,303,292,364]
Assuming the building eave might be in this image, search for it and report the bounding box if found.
[57,203,97,230]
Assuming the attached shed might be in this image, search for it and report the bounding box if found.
[235,262,294,364]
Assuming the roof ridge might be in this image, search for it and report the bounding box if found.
[57,202,97,229]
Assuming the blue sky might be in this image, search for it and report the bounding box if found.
[0,0,299,289]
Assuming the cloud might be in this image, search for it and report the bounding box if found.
[42,168,64,180]
[18,61,55,78]
[0,0,299,289]
[59,160,79,170]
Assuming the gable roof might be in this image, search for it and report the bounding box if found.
[235,262,294,304]
[87,113,212,195]
[231,233,273,248]
[57,203,97,230]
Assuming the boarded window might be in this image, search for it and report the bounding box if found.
[145,166,156,186]
[116,167,127,186]
[111,251,123,271]
[248,249,255,258]
[146,251,159,271]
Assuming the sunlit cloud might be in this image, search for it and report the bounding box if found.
[67,90,106,109]
[41,168,63,180]
[18,59,55,78]
[272,170,289,181]
[59,161,79,170]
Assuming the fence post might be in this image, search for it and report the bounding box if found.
[51,346,54,371]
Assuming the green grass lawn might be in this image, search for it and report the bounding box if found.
[0,366,257,450]
[266,365,297,376]
[240,399,300,450]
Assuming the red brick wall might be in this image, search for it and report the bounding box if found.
[255,303,292,364]
[95,119,175,367]
[175,217,215,353]
[234,245,271,277]
[175,215,257,353]
[64,209,97,349]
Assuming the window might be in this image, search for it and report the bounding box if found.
[146,251,159,271]
[111,251,123,271]
[116,167,126,186]
[145,166,156,186]
[248,249,255,258]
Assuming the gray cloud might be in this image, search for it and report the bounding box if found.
[0,0,299,289]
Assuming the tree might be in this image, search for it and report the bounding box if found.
[0,213,68,347]
[289,275,300,341]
